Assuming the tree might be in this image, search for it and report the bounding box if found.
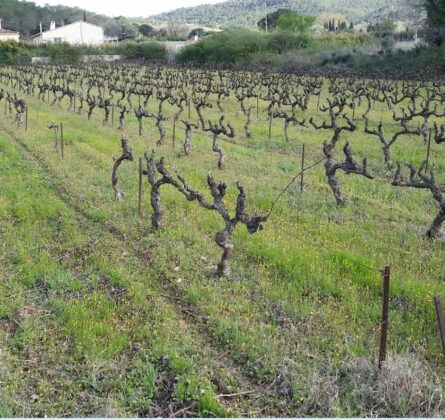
[189,28,206,39]
[139,24,154,37]
[276,12,315,32]
[423,0,445,28]
[257,9,290,31]
[423,0,445,44]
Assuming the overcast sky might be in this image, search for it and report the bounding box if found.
[33,0,223,17]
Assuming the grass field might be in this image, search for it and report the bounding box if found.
[1,73,445,416]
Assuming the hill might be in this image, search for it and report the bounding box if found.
[0,0,141,39]
[148,0,424,28]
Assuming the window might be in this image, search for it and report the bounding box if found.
[53,37,62,43]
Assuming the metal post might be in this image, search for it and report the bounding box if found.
[138,157,143,215]
[60,122,64,159]
[300,143,305,194]
[426,128,432,170]
[378,266,390,369]
[434,296,445,360]
[172,115,177,149]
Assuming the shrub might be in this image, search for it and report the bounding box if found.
[266,30,312,53]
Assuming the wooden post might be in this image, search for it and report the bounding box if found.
[300,143,305,194]
[172,114,177,149]
[60,122,64,159]
[4,99,7,116]
[378,266,390,369]
[434,296,445,360]
[268,113,272,141]
[352,101,356,120]
[25,107,28,132]
[426,128,432,170]
[47,90,50,103]
[138,157,143,215]
[317,91,321,111]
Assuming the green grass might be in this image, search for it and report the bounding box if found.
[1,72,445,416]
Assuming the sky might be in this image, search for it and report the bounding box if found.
[33,0,223,17]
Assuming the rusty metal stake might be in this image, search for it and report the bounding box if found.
[426,128,432,170]
[173,114,177,149]
[60,122,64,159]
[300,143,306,194]
[378,266,390,369]
[434,296,445,360]
[138,157,143,215]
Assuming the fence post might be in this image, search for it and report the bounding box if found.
[317,91,321,111]
[433,296,445,360]
[172,114,177,149]
[60,122,64,159]
[300,143,306,194]
[378,266,390,369]
[138,157,143,215]
[426,128,432,170]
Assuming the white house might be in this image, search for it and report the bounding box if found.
[32,20,104,46]
[0,19,20,42]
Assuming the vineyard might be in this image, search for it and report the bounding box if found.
[1,63,445,417]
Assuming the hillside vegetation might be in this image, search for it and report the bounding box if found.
[0,0,146,39]
[148,0,424,28]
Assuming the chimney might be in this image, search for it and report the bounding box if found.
[50,21,56,30]
[0,18,3,29]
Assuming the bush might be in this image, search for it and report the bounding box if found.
[178,29,266,64]
[266,31,312,53]
[177,28,313,64]
[0,40,166,65]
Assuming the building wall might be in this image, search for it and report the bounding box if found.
[33,22,104,46]
[0,33,20,42]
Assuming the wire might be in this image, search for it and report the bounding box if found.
[266,155,326,219]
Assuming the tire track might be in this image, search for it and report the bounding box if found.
[0,123,294,416]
